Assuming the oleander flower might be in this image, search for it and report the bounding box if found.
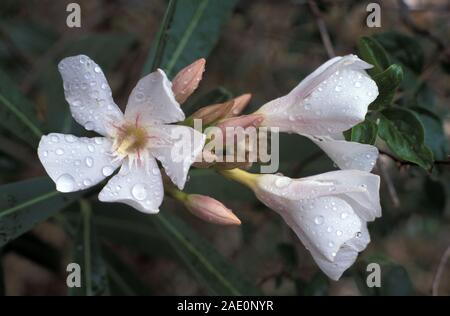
[255,54,379,172]
[222,168,381,280]
[37,55,205,214]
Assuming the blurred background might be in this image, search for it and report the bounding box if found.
[0,0,449,295]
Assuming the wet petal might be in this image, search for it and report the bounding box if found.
[124,69,185,125]
[58,55,123,136]
[305,134,379,172]
[98,158,163,214]
[258,55,378,135]
[37,133,120,192]
[148,125,206,190]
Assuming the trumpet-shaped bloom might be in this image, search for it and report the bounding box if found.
[38,55,205,213]
[256,55,379,171]
[252,170,381,280]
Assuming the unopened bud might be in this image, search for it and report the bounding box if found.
[191,100,235,125]
[185,194,241,226]
[225,93,252,118]
[172,58,206,104]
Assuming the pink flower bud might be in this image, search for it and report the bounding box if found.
[185,194,241,226]
[172,58,206,104]
[225,93,252,118]
[191,100,235,125]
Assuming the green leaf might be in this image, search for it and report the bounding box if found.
[102,244,152,296]
[70,200,109,296]
[0,177,79,247]
[0,69,42,146]
[373,32,425,74]
[154,211,261,295]
[412,107,448,160]
[348,120,378,145]
[357,36,391,76]
[378,107,434,170]
[370,64,403,110]
[69,202,260,295]
[143,0,238,77]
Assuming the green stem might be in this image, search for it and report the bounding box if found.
[218,168,258,190]
[0,191,59,218]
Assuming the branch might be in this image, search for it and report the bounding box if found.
[379,150,450,168]
[307,0,335,58]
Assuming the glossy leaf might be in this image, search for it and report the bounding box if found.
[0,177,80,247]
[378,108,434,170]
[357,36,390,76]
[347,120,378,145]
[69,200,109,296]
[374,32,425,74]
[370,64,403,110]
[144,0,238,77]
[413,107,448,160]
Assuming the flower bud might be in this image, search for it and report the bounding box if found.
[225,93,252,118]
[191,100,235,125]
[184,194,241,226]
[172,58,206,104]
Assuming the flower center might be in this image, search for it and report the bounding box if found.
[114,124,149,157]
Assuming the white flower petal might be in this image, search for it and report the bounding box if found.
[37,133,120,192]
[305,134,379,172]
[58,55,123,136]
[311,225,370,280]
[258,54,378,135]
[124,69,185,124]
[308,170,381,221]
[148,125,206,190]
[253,172,379,280]
[98,158,163,214]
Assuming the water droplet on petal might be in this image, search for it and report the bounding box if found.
[94,66,101,73]
[56,174,76,192]
[335,85,342,92]
[131,183,147,201]
[102,166,114,177]
[85,121,95,131]
[87,144,95,152]
[336,230,343,236]
[83,179,92,186]
[328,241,334,247]
[275,176,291,188]
[340,212,348,220]
[51,135,59,143]
[354,81,361,88]
[314,215,324,225]
[85,157,93,167]
[65,135,76,143]
[43,151,48,157]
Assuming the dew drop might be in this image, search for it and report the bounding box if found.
[340,212,348,220]
[87,144,95,152]
[354,81,361,88]
[335,85,342,92]
[72,100,81,107]
[102,166,114,177]
[314,215,324,225]
[43,151,48,157]
[275,176,291,188]
[131,183,147,201]
[55,148,64,155]
[85,157,93,167]
[85,121,95,131]
[56,174,76,192]
[94,138,103,145]
[328,241,334,247]
[336,230,343,236]
[65,135,76,143]
[83,179,92,186]
[51,135,59,143]
[94,66,101,73]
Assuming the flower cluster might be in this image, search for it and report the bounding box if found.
[38,53,381,280]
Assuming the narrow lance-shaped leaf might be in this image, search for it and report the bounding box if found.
[143,0,238,77]
[153,211,261,296]
[0,177,80,247]
[0,69,43,147]
[69,200,109,296]
[378,107,434,170]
